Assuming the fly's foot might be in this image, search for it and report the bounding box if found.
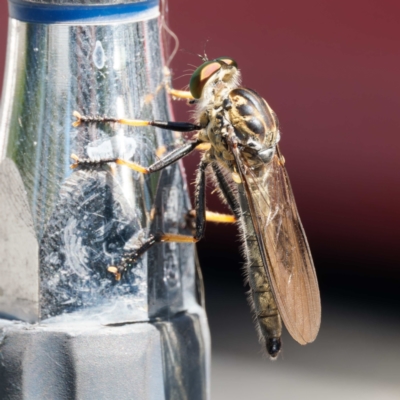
[70,153,117,169]
[107,266,124,281]
[72,110,118,127]
[107,234,158,281]
[107,251,141,281]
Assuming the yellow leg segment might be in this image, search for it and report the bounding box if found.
[195,142,212,152]
[160,233,198,243]
[115,159,148,174]
[205,211,236,223]
[167,88,194,100]
[116,118,151,127]
[187,210,236,224]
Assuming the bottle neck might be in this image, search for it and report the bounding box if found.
[8,0,159,24]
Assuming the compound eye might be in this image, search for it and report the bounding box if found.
[216,57,238,69]
[190,61,221,99]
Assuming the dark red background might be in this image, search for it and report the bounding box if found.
[165,0,400,281]
[0,1,399,283]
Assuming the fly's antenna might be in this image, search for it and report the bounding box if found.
[181,48,201,60]
[160,0,179,67]
[201,38,210,62]
[180,47,209,63]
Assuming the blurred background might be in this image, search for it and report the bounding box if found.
[1,1,399,398]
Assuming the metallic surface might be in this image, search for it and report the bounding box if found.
[0,310,208,400]
[0,12,192,322]
[0,0,210,398]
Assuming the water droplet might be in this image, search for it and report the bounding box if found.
[93,40,106,69]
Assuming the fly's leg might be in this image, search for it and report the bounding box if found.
[73,111,200,132]
[183,162,239,234]
[106,161,209,280]
[203,211,236,223]
[107,232,196,281]
[71,113,207,279]
[211,163,241,220]
[184,210,236,239]
[162,66,195,101]
[72,111,202,166]
[158,142,210,161]
[184,206,237,250]
[72,138,203,174]
[167,87,194,101]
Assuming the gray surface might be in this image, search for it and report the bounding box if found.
[0,319,164,400]
[0,158,39,322]
[0,308,209,400]
[207,287,400,400]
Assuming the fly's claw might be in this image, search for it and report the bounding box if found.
[70,153,87,169]
[72,111,83,127]
[72,110,118,127]
[107,266,123,281]
[107,251,141,281]
[70,153,81,169]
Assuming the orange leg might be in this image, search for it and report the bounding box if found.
[187,210,236,224]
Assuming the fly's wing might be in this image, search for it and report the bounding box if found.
[237,146,321,344]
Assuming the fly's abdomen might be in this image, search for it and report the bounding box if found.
[238,185,282,358]
[245,233,282,358]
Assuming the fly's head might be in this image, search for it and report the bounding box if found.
[189,57,241,108]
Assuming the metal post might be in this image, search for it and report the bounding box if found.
[0,1,210,398]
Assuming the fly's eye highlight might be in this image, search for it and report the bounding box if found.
[216,57,238,69]
[190,61,221,99]
[189,57,238,99]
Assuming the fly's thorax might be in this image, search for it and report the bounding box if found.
[197,86,280,171]
[227,87,280,168]
[198,109,234,170]
[228,88,279,147]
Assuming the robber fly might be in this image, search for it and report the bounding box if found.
[72,56,321,358]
